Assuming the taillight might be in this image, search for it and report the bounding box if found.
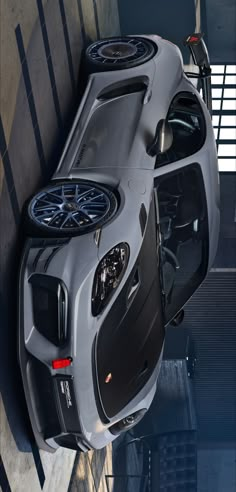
[52,357,72,369]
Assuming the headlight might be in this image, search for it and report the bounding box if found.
[109,409,146,435]
[92,243,129,316]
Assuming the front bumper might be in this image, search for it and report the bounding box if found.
[18,230,158,452]
[18,239,91,452]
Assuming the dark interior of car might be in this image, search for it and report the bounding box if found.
[156,164,208,323]
[156,93,206,167]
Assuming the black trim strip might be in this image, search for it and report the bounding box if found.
[139,203,147,236]
[91,336,110,424]
[0,455,12,492]
[32,248,45,271]
[92,0,100,39]
[98,80,147,100]
[58,0,76,94]
[77,0,87,45]
[15,25,47,179]
[31,443,46,489]
[44,247,60,272]
[0,116,20,225]
[36,0,63,130]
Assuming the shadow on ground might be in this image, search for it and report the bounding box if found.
[111,434,146,492]
[0,4,86,452]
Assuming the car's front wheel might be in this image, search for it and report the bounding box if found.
[85,36,156,72]
[25,180,118,237]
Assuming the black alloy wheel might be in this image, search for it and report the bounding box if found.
[25,181,118,237]
[85,36,156,72]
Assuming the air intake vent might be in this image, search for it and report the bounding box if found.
[98,79,147,100]
[29,274,68,346]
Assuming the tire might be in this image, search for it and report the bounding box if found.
[24,180,118,238]
[85,36,156,73]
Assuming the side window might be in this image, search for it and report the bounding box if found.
[155,164,209,324]
[156,92,206,168]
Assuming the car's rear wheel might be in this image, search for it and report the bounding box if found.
[85,36,156,72]
[25,180,118,237]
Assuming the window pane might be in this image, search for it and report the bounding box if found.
[223,88,236,98]
[212,100,221,110]
[211,75,224,84]
[157,165,208,322]
[211,65,225,74]
[218,159,236,171]
[221,115,236,126]
[218,144,236,156]
[212,115,220,126]
[219,128,236,140]
[156,93,206,167]
[212,88,223,98]
[214,128,218,139]
[226,65,236,74]
[225,75,236,84]
[223,99,236,110]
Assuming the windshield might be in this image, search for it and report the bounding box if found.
[156,164,209,323]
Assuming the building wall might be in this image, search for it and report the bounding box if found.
[202,0,236,63]
[118,0,236,64]
[134,360,196,437]
[214,173,236,268]
[118,0,196,63]
[182,270,236,444]
[198,449,236,492]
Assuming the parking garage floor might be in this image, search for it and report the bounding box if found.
[0,1,119,491]
[0,1,202,491]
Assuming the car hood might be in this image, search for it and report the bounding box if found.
[95,196,165,419]
[96,276,164,419]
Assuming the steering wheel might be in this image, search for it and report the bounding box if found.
[161,246,180,304]
[162,246,180,270]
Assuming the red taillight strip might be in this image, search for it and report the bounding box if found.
[52,357,72,369]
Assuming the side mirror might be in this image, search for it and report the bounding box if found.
[147,119,173,157]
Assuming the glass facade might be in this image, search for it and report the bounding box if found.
[211,65,236,171]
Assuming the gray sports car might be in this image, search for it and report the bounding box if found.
[18,33,220,452]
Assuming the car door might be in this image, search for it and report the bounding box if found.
[154,162,209,325]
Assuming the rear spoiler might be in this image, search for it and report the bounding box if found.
[184,33,212,115]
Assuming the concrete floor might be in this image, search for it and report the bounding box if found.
[0,1,202,491]
[0,1,119,491]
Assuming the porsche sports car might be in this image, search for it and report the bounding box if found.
[18,33,220,452]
